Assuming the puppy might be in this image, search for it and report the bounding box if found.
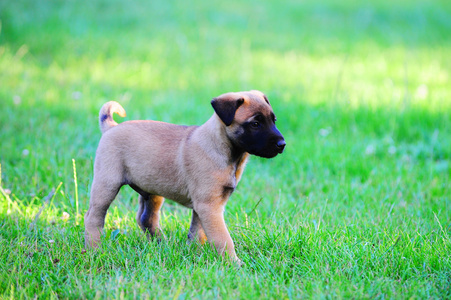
[84,90,286,262]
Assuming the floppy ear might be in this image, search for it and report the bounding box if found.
[250,90,271,106]
[211,95,245,126]
[262,94,271,106]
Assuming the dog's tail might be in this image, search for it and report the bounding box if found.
[99,101,127,134]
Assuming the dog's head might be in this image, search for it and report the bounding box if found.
[211,90,286,158]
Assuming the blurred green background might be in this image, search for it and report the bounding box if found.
[0,0,450,298]
[1,0,450,201]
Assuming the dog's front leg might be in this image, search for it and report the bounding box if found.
[136,194,165,239]
[194,202,239,263]
[188,209,207,244]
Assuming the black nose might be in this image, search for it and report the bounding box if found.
[276,139,286,153]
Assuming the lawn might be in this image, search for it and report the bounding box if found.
[0,0,450,298]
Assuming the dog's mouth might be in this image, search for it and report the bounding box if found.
[232,131,286,159]
[250,140,286,158]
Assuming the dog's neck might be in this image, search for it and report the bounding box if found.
[194,114,247,167]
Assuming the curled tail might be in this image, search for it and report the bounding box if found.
[99,101,127,134]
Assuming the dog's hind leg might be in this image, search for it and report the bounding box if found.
[136,194,164,238]
[84,178,122,248]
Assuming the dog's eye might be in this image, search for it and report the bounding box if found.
[251,121,260,128]
[271,113,276,123]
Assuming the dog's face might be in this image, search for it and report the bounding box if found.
[211,90,286,158]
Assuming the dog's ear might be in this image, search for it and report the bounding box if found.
[211,95,245,126]
[250,90,271,106]
[262,94,271,106]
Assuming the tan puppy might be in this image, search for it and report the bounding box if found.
[84,90,285,262]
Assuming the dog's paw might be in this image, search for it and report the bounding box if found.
[236,258,244,267]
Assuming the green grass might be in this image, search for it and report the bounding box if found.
[1,0,450,298]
